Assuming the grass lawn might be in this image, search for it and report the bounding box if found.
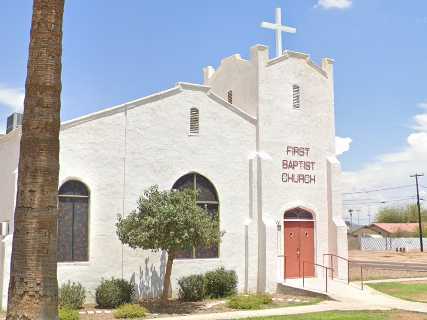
[368,281,427,303]
[243,310,427,320]
[226,294,323,310]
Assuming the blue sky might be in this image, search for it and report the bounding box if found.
[1,0,427,220]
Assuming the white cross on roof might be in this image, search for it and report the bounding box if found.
[261,8,297,58]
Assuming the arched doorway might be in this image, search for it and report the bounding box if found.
[284,208,315,279]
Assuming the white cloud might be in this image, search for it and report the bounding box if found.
[0,85,25,113]
[342,102,427,221]
[316,0,352,9]
[336,136,352,156]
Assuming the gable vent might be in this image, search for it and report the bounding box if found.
[293,85,301,109]
[227,90,233,104]
[189,107,199,135]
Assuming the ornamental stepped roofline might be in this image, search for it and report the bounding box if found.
[203,44,334,82]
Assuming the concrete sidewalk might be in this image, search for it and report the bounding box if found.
[152,278,427,320]
[285,277,427,314]
[364,277,427,284]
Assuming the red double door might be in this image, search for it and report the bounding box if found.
[284,221,315,278]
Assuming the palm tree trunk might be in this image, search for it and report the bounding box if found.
[6,0,65,319]
[161,252,174,304]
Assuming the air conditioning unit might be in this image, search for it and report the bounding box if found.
[0,221,10,237]
[6,113,23,134]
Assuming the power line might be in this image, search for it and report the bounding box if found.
[343,198,376,202]
[344,185,413,196]
[343,196,417,203]
[343,196,419,206]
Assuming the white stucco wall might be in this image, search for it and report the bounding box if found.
[206,45,346,290]
[56,85,257,301]
[253,47,344,289]
[0,131,20,233]
[204,54,258,117]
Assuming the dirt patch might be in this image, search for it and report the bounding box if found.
[399,280,427,285]
[350,266,427,281]
[350,250,427,264]
[348,250,427,281]
[389,310,427,320]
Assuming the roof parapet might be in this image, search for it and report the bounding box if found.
[250,44,269,67]
[267,50,329,78]
[321,58,335,82]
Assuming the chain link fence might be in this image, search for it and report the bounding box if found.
[361,237,427,251]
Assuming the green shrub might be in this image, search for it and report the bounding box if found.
[227,293,273,310]
[113,304,147,319]
[59,308,79,320]
[59,281,86,309]
[204,267,237,298]
[95,278,135,308]
[178,274,206,301]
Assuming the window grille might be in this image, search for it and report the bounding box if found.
[189,107,199,135]
[293,85,301,109]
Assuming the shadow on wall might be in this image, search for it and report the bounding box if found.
[130,251,167,299]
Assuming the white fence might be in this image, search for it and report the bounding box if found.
[361,237,427,251]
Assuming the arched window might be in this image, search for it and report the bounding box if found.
[172,173,219,259]
[284,208,314,220]
[58,180,89,262]
[189,108,199,135]
[292,85,301,109]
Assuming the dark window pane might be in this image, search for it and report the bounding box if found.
[196,175,218,202]
[72,199,89,261]
[298,210,313,220]
[58,198,74,262]
[175,248,193,259]
[284,209,313,220]
[195,244,218,259]
[172,174,194,191]
[59,180,89,196]
[284,211,298,219]
[58,180,89,262]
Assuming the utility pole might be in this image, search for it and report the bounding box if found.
[348,209,354,228]
[410,173,424,252]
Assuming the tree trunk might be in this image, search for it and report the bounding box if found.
[161,252,174,304]
[6,1,65,319]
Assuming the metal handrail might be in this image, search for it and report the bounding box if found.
[302,261,332,293]
[323,253,367,289]
[323,253,352,283]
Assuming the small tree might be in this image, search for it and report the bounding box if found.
[116,185,223,304]
[376,204,427,223]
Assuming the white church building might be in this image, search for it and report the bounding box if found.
[0,9,347,307]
